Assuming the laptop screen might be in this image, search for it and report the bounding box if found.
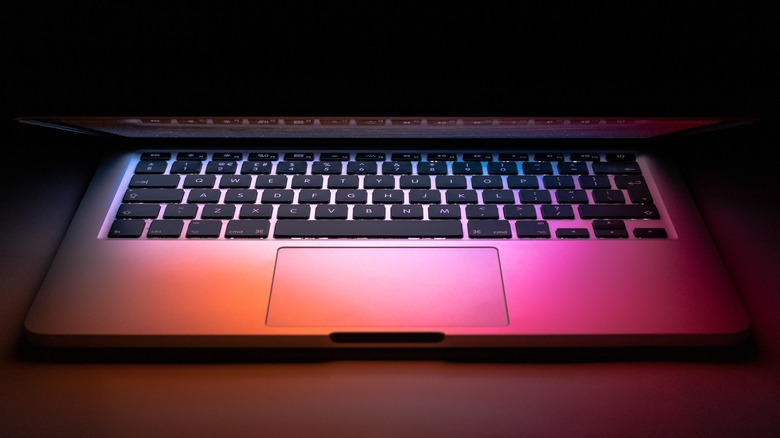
[17,116,748,139]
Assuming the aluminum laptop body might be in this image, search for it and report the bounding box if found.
[20,116,751,348]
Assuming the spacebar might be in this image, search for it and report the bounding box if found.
[274,220,464,238]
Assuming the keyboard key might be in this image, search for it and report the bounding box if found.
[435,175,467,189]
[427,153,457,161]
[466,205,499,219]
[556,228,590,238]
[428,205,461,219]
[468,220,512,238]
[391,153,421,161]
[355,153,385,161]
[487,162,519,175]
[315,205,349,219]
[497,153,528,161]
[261,189,295,204]
[291,175,324,188]
[591,189,626,204]
[399,176,430,189]
[482,190,515,204]
[239,204,273,219]
[135,161,168,174]
[579,175,612,189]
[570,153,600,161]
[147,220,184,238]
[298,189,332,204]
[519,190,552,204]
[224,189,258,203]
[116,204,160,219]
[382,162,413,175]
[606,153,636,162]
[452,162,483,175]
[242,161,273,174]
[255,175,288,188]
[129,175,180,188]
[555,190,588,204]
[346,162,377,175]
[507,176,539,189]
[226,220,270,238]
[372,190,404,204]
[463,153,493,161]
[353,205,386,219]
[592,162,642,174]
[535,153,564,161]
[278,205,311,219]
[614,175,653,203]
[335,189,368,204]
[418,162,449,175]
[277,161,308,174]
[283,152,314,161]
[541,205,575,219]
[408,190,441,204]
[445,190,478,204]
[206,161,238,174]
[515,220,551,238]
[542,175,575,189]
[320,153,350,161]
[391,205,424,219]
[522,162,554,175]
[123,189,184,203]
[594,229,630,238]
[201,204,235,219]
[220,175,252,188]
[328,175,360,189]
[163,204,198,218]
[187,189,221,203]
[186,220,223,238]
[183,174,216,188]
[311,161,343,174]
[108,220,145,238]
[634,228,668,238]
[556,162,589,175]
[471,176,503,189]
[273,220,463,238]
[578,204,660,219]
[503,205,536,219]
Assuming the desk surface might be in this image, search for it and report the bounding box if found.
[2,121,779,437]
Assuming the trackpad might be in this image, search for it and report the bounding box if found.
[267,247,508,327]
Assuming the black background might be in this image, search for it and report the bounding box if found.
[3,3,778,119]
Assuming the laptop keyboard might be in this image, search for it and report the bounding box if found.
[106,150,671,240]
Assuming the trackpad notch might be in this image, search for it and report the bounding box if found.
[267,247,509,327]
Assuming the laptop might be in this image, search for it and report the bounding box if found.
[18,115,752,348]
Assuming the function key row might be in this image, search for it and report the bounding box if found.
[140,152,637,162]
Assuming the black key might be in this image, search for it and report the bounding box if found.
[445,190,478,204]
[346,161,377,174]
[274,220,463,238]
[224,189,258,203]
[435,175,467,189]
[372,190,404,204]
[634,228,668,238]
[614,175,653,203]
[355,153,385,161]
[256,175,288,188]
[579,175,612,189]
[277,205,311,219]
[315,205,349,219]
[391,153,421,161]
[177,152,207,160]
[556,228,590,238]
[556,162,589,175]
[328,175,359,189]
[570,153,600,161]
[555,189,588,204]
[108,220,145,238]
[515,220,551,238]
[187,189,221,203]
[183,174,216,188]
[382,162,413,175]
[521,162,553,175]
[542,175,575,189]
[463,153,493,161]
[399,176,430,189]
[248,153,278,161]
[147,220,184,238]
[541,205,575,219]
[497,153,528,161]
[503,205,536,219]
[214,152,243,160]
[186,220,223,238]
[220,175,252,188]
[201,204,236,219]
[239,204,273,219]
[135,160,168,174]
[409,190,441,204]
[507,176,539,189]
[468,220,512,238]
[391,204,424,219]
[141,152,171,160]
[482,190,515,204]
[164,204,198,218]
[487,162,519,175]
[116,204,160,219]
[428,205,461,219]
[594,229,630,238]
[471,176,503,189]
[129,174,180,188]
[591,189,626,204]
[606,153,636,162]
[284,152,314,161]
[417,161,448,175]
[170,161,203,174]
[535,153,565,161]
[226,220,270,238]
[335,189,368,204]
[452,162,483,175]
[320,153,350,161]
[298,189,331,204]
[427,153,456,161]
[592,220,626,230]
[353,205,386,219]
[519,190,552,204]
[291,175,324,188]
[592,162,642,175]
[276,161,308,174]
[366,175,397,188]
[311,161,343,175]
[578,204,660,219]
[261,189,295,204]
[466,205,499,219]
[206,161,238,174]
[123,188,184,203]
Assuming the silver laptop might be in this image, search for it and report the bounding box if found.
[19,116,752,348]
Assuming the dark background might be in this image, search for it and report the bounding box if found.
[2,4,779,437]
[3,3,778,118]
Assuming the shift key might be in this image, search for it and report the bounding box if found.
[578,204,660,219]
